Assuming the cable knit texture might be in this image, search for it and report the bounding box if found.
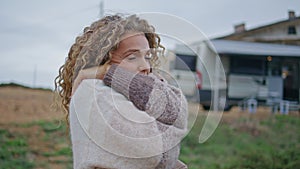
[70,64,188,169]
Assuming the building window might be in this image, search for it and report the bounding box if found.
[288,26,297,35]
[230,56,265,75]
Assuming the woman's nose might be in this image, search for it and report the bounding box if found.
[138,59,150,74]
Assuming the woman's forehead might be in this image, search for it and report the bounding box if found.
[117,33,150,51]
[120,32,144,41]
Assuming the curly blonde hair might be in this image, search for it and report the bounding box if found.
[54,14,165,124]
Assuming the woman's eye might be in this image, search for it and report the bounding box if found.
[127,55,136,60]
[145,53,152,60]
[145,55,152,60]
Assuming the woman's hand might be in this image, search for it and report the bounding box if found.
[72,63,110,95]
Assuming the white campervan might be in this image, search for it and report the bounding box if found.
[167,41,228,110]
[167,40,300,112]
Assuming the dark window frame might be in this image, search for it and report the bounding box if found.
[288,26,297,35]
[230,55,266,75]
[174,54,197,71]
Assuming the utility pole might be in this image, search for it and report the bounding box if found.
[33,64,37,88]
[99,0,104,18]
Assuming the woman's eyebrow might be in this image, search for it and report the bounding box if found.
[120,48,151,58]
[121,49,140,58]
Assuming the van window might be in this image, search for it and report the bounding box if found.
[175,54,196,71]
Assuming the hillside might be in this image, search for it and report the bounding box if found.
[0,85,64,124]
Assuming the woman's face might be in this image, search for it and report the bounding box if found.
[110,33,151,75]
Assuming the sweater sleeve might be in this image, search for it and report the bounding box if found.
[103,64,188,129]
[103,65,188,169]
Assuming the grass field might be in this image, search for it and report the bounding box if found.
[1,113,299,169]
[0,121,72,169]
[180,113,300,169]
[0,86,299,169]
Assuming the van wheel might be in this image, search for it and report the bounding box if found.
[202,105,211,110]
[202,105,232,111]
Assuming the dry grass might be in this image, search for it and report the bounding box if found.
[0,86,64,124]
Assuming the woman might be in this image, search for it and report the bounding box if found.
[55,14,188,169]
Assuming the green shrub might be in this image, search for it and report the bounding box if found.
[0,129,34,169]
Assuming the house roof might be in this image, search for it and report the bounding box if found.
[216,16,300,39]
[209,40,300,57]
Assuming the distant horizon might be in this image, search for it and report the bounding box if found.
[0,81,53,90]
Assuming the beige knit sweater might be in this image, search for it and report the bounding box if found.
[70,65,188,169]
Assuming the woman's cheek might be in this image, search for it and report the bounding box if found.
[119,62,138,73]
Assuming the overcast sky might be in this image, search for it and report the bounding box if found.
[0,0,299,89]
